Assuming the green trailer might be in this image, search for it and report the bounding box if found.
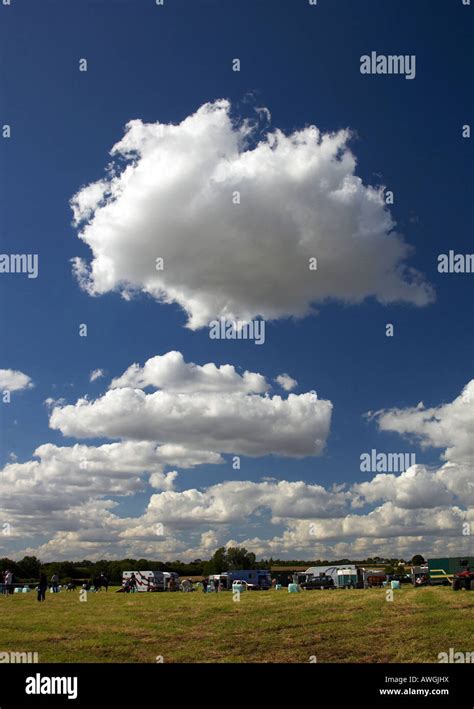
[336,569,359,588]
[428,557,474,585]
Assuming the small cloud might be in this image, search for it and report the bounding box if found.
[44,397,67,409]
[90,368,106,383]
[275,373,298,392]
[0,369,34,392]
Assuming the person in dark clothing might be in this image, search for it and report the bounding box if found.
[37,573,48,602]
[202,578,208,593]
[98,573,109,591]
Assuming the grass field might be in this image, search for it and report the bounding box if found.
[1,586,472,663]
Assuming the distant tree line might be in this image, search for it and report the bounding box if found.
[0,549,424,584]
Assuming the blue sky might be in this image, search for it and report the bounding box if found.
[0,0,472,561]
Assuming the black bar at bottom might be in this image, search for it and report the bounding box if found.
[0,663,469,707]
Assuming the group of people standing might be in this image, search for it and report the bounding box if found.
[1,569,50,599]
[36,573,58,601]
[201,577,224,592]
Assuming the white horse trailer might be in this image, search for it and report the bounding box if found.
[123,570,163,591]
[122,570,179,592]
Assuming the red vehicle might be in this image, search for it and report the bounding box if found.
[452,560,474,591]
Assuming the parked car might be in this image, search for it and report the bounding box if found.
[232,579,258,592]
[387,573,411,584]
[210,569,271,590]
[299,573,335,590]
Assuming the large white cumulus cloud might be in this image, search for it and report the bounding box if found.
[50,388,332,457]
[372,380,474,466]
[71,100,434,328]
[49,351,332,457]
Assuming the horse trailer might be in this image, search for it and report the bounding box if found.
[122,570,179,592]
[304,565,364,588]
